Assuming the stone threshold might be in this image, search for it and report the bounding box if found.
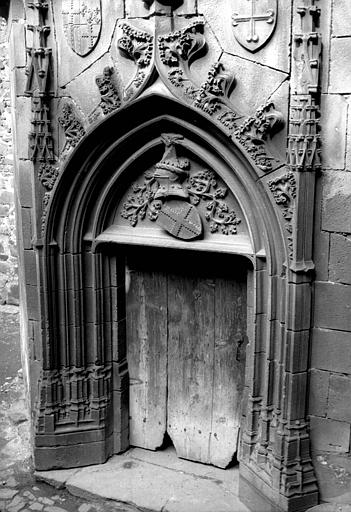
[35,446,250,512]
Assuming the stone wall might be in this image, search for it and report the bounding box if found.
[0,17,17,305]
[309,0,351,502]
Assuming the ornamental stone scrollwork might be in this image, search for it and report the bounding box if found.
[233,102,284,172]
[117,23,153,101]
[58,102,86,153]
[158,20,206,70]
[121,134,241,240]
[38,163,59,191]
[232,0,278,53]
[268,170,296,257]
[95,67,121,115]
[61,0,102,57]
[112,19,285,174]
[235,101,284,145]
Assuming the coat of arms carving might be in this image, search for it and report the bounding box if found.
[62,0,102,57]
[232,0,277,53]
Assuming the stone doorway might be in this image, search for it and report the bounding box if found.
[125,247,248,468]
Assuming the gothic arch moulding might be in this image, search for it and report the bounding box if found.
[34,93,318,511]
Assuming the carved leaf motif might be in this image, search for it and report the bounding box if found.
[158,20,206,68]
[235,101,284,145]
[95,66,121,115]
[118,23,153,68]
[58,103,86,152]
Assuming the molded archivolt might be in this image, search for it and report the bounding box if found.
[35,95,316,510]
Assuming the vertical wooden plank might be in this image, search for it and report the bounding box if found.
[209,273,247,468]
[126,253,168,450]
[167,262,216,465]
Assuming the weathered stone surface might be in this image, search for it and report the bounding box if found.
[64,53,115,119]
[328,374,351,423]
[0,488,18,500]
[310,416,351,453]
[198,0,291,73]
[309,369,329,417]
[329,38,351,94]
[322,172,351,233]
[314,282,351,332]
[60,448,249,512]
[329,234,351,285]
[312,328,351,374]
[321,94,347,169]
[332,0,351,37]
[54,2,123,88]
[347,96,351,172]
[220,52,288,118]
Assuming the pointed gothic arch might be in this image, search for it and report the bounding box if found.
[35,93,317,510]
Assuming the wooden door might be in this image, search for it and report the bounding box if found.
[126,248,247,468]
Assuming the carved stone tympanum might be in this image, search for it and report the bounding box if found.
[120,134,241,240]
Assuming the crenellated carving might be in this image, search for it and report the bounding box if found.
[268,170,296,257]
[58,102,86,153]
[28,97,54,162]
[25,1,54,164]
[95,66,121,115]
[37,364,112,433]
[287,95,321,170]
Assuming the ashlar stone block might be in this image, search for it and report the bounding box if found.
[327,374,351,423]
[322,171,351,234]
[321,94,347,170]
[329,38,351,94]
[311,328,351,375]
[314,281,351,332]
[309,369,329,418]
[310,416,350,453]
[332,0,351,37]
[329,233,351,285]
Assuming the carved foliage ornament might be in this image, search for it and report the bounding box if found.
[121,134,241,239]
[62,0,102,57]
[232,0,278,53]
[268,171,297,257]
[95,67,121,115]
[58,102,86,152]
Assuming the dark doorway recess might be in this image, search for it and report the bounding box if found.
[125,247,249,469]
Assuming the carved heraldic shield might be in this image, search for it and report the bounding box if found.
[62,0,102,56]
[232,0,277,53]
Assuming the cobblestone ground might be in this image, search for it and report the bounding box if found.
[0,306,138,512]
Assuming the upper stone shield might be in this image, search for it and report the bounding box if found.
[232,0,277,53]
[62,0,102,57]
